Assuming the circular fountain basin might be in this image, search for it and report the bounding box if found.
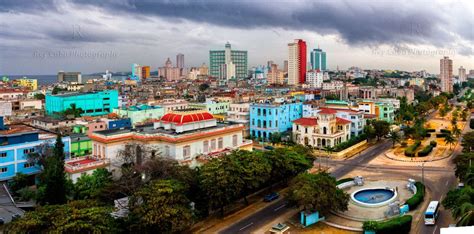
[351,187,397,208]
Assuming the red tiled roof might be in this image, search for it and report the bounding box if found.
[336,117,351,125]
[160,111,214,125]
[293,117,318,126]
[318,108,338,114]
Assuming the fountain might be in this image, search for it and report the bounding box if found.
[351,187,398,208]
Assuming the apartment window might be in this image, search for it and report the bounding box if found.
[218,137,224,149]
[305,128,308,134]
[23,148,34,154]
[203,141,209,153]
[183,145,191,160]
[232,135,238,147]
[0,152,6,158]
[0,167,7,173]
[24,163,35,168]
[211,139,217,150]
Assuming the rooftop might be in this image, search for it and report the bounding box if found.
[293,117,318,126]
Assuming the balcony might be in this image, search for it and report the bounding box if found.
[64,155,110,174]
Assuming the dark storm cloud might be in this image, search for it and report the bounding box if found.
[1,0,471,49]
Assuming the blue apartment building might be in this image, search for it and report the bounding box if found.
[0,117,71,181]
[250,101,303,140]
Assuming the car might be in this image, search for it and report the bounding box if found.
[264,145,275,150]
[263,192,279,202]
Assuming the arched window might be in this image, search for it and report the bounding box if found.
[323,127,327,134]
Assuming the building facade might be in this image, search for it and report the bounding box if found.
[210,42,248,85]
[113,105,165,126]
[440,56,453,93]
[227,103,250,137]
[58,71,82,83]
[459,66,467,83]
[45,90,119,117]
[292,109,351,149]
[0,121,71,181]
[310,48,327,71]
[89,110,252,170]
[250,101,303,140]
[288,39,307,85]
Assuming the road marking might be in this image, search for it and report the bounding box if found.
[239,222,254,231]
[274,204,286,211]
[432,225,438,234]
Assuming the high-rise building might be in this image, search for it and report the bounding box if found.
[141,66,150,79]
[267,60,274,68]
[158,58,181,81]
[58,71,82,83]
[283,60,288,73]
[310,47,327,71]
[306,70,324,88]
[440,56,453,93]
[131,64,142,80]
[210,42,248,85]
[287,39,307,85]
[176,53,184,69]
[459,66,467,83]
[267,64,284,85]
[199,63,209,76]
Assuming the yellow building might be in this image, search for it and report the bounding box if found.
[15,78,38,90]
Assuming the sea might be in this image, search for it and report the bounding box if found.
[3,75,128,86]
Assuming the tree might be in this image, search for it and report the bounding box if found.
[63,103,83,118]
[52,86,61,95]
[286,172,349,215]
[452,125,462,137]
[198,83,209,92]
[269,132,283,145]
[37,134,67,205]
[8,173,30,196]
[73,168,113,200]
[462,132,474,152]
[199,157,244,216]
[6,200,119,233]
[265,147,312,184]
[230,151,271,205]
[444,132,456,150]
[363,124,376,141]
[453,153,474,182]
[442,186,474,226]
[34,93,45,100]
[387,130,401,148]
[372,120,390,141]
[129,179,194,232]
[460,109,469,121]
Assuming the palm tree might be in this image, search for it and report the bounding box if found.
[444,133,456,149]
[452,125,462,137]
[387,130,401,148]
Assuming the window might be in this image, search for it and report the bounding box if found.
[24,163,35,168]
[203,141,209,153]
[218,137,224,149]
[0,167,7,173]
[211,139,217,150]
[0,152,6,158]
[23,148,34,154]
[305,127,308,134]
[183,145,191,159]
[232,135,238,147]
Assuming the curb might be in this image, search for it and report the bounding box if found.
[322,220,363,232]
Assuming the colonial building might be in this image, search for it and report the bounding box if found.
[292,108,351,148]
[89,109,252,172]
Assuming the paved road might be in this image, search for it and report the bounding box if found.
[219,140,393,234]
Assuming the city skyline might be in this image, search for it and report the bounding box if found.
[1,0,473,75]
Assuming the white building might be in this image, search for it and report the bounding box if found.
[227,103,250,137]
[306,70,323,88]
[292,108,351,148]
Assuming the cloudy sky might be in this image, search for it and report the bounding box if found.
[0,0,473,75]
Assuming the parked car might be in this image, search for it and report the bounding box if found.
[263,192,279,202]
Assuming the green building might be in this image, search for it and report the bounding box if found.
[70,134,92,157]
[210,42,248,83]
[45,90,118,117]
[376,102,395,123]
[188,101,230,115]
[113,104,165,126]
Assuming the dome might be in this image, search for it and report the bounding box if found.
[160,111,214,125]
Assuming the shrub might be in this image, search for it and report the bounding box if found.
[363,215,413,234]
[440,129,451,134]
[400,141,408,147]
[404,140,421,157]
[417,145,433,157]
[336,178,353,185]
[333,134,366,152]
[430,140,437,147]
[426,129,436,132]
[405,182,425,210]
[436,133,446,138]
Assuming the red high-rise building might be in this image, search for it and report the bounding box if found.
[297,39,307,84]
